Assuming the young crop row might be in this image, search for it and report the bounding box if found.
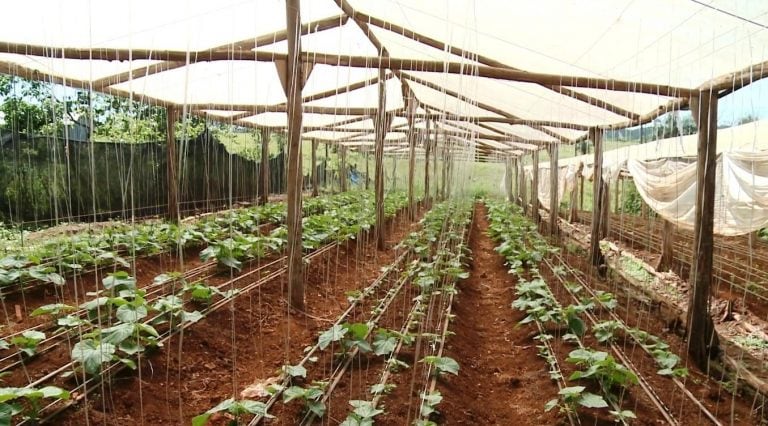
[193,200,471,425]
[0,192,411,425]
[485,200,690,424]
[0,191,371,293]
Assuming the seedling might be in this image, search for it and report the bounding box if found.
[11,331,45,357]
[192,398,273,426]
[340,400,383,426]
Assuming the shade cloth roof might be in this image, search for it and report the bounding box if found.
[1,0,767,156]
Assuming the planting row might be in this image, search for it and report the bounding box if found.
[485,200,714,424]
[191,200,472,425]
[0,191,373,294]
[0,192,411,425]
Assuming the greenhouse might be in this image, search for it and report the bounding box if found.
[0,0,767,424]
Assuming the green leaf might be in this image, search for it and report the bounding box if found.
[191,413,211,426]
[31,303,75,317]
[283,364,307,378]
[181,310,203,324]
[578,392,608,408]
[318,325,346,350]
[372,334,397,356]
[544,398,559,412]
[71,340,116,375]
[558,386,585,397]
[115,304,148,323]
[422,356,459,376]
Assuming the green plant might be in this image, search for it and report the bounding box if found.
[0,385,69,424]
[545,385,608,415]
[279,382,327,417]
[566,349,638,403]
[421,356,459,377]
[11,331,45,357]
[419,390,443,419]
[192,398,272,426]
[340,400,383,426]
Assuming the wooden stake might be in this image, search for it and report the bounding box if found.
[656,219,676,272]
[569,162,584,222]
[285,0,305,310]
[365,150,370,190]
[311,139,318,197]
[686,90,720,369]
[549,143,559,236]
[339,145,348,192]
[432,128,438,202]
[531,150,540,225]
[166,107,179,222]
[406,93,417,219]
[260,128,270,204]
[424,117,431,208]
[589,128,607,269]
[374,69,388,250]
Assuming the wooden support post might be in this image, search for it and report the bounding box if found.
[166,107,179,222]
[374,69,389,250]
[441,140,448,200]
[569,162,584,222]
[614,176,621,213]
[365,151,370,190]
[406,93,417,219]
[285,0,305,310]
[656,220,675,272]
[311,139,318,197]
[579,174,585,211]
[339,145,348,192]
[391,155,398,192]
[518,159,524,208]
[549,143,559,236]
[260,128,270,204]
[531,150,540,225]
[686,90,720,369]
[589,128,607,269]
[433,129,439,201]
[424,117,431,209]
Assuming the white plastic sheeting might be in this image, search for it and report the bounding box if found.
[0,0,766,155]
[628,154,768,236]
[528,120,768,235]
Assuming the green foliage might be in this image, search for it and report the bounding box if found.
[340,400,383,426]
[421,356,460,376]
[192,398,273,426]
[11,331,45,357]
[0,385,69,425]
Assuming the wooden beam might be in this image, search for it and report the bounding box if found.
[549,143,559,236]
[339,145,348,192]
[686,90,720,369]
[400,72,575,141]
[260,128,270,204]
[0,41,694,97]
[166,107,180,222]
[356,10,642,121]
[589,128,607,269]
[285,0,305,310]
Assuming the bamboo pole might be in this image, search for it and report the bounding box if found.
[339,145,348,192]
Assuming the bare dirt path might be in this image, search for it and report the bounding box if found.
[438,203,559,425]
